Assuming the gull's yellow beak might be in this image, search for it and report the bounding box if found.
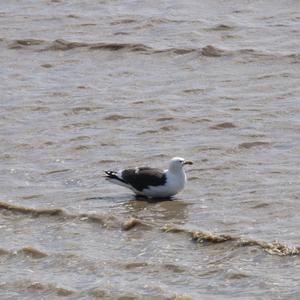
[183,160,193,165]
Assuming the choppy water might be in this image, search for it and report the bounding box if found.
[1,1,300,299]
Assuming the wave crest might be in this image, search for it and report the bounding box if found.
[3,38,299,61]
[161,225,300,256]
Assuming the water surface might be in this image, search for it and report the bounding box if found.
[0,1,299,299]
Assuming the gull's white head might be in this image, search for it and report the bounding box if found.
[168,157,193,173]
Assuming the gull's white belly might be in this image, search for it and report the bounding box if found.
[142,172,186,198]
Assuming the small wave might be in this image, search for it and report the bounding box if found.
[0,246,47,259]
[155,45,225,57]
[62,121,95,130]
[73,145,92,151]
[89,289,191,300]
[123,261,149,269]
[45,39,152,52]
[79,23,97,27]
[67,14,80,19]
[96,159,116,164]
[63,106,103,117]
[0,201,74,219]
[183,88,205,94]
[162,263,186,273]
[89,289,110,298]
[69,135,91,142]
[238,141,271,149]
[46,39,90,51]
[19,246,48,258]
[3,38,227,57]
[42,169,71,175]
[78,213,116,226]
[209,24,235,31]
[122,217,150,231]
[110,18,136,25]
[114,31,130,36]
[123,261,185,273]
[0,201,144,231]
[21,194,43,200]
[160,125,177,132]
[6,38,151,52]
[192,231,237,243]
[5,38,299,61]
[0,201,64,217]
[156,117,175,122]
[209,122,237,130]
[8,39,44,49]
[103,114,133,121]
[201,45,226,57]
[40,63,53,68]
[158,48,197,55]
[161,225,300,256]
[137,130,158,135]
[89,42,151,52]
[1,201,298,257]
[225,270,250,280]
[250,202,270,209]
[238,239,300,256]
[0,280,76,297]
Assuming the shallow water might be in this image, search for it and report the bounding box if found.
[1,1,300,299]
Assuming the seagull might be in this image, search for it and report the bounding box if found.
[104,157,193,198]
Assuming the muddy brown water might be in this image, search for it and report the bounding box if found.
[0,1,300,299]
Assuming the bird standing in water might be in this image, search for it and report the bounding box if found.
[105,157,193,198]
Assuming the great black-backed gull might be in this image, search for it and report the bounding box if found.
[105,157,193,198]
